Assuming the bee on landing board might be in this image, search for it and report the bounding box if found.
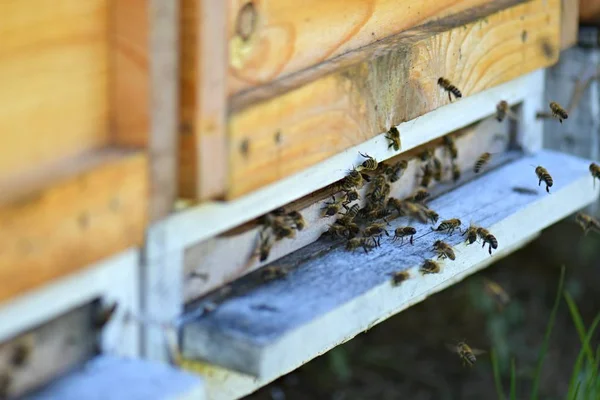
[549,101,568,123]
[420,164,434,188]
[384,160,408,183]
[385,127,401,151]
[438,77,462,102]
[447,341,486,367]
[392,226,417,245]
[432,219,462,235]
[357,152,378,171]
[322,195,345,217]
[477,227,498,255]
[451,162,461,183]
[342,168,365,191]
[342,188,360,204]
[410,188,430,203]
[420,259,442,275]
[474,152,492,173]
[443,135,458,160]
[590,163,600,188]
[463,224,479,245]
[432,240,456,260]
[431,156,443,181]
[346,237,377,253]
[534,165,553,193]
[390,271,411,286]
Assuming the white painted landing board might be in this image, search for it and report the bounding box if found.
[23,356,205,400]
[182,150,599,379]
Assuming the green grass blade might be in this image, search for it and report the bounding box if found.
[570,381,581,400]
[491,348,505,400]
[564,291,595,365]
[510,358,517,400]
[530,266,565,400]
[567,312,600,400]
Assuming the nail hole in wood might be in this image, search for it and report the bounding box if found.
[236,2,257,41]
[275,131,282,144]
[240,138,250,156]
[78,212,90,230]
[521,30,527,43]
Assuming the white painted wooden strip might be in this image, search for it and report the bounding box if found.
[182,233,539,400]
[182,150,599,379]
[148,70,545,254]
[23,355,205,400]
[0,249,141,357]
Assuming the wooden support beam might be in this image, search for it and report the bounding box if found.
[182,150,599,380]
[222,0,560,198]
[560,0,579,50]
[24,356,205,400]
[0,151,147,304]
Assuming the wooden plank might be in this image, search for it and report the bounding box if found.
[0,0,110,180]
[151,71,543,255]
[560,0,579,50]
[0,303,97,399]
[179,0,228,200]
[226,0,522,95]
[23,355,205,400]
[183,115,512,302]
[0,152,148,304]
[182,150,599,378]
[224,0,560,198]
[580,0,600,25]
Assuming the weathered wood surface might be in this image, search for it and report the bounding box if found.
[226,0,522,96]
[23,356,205,400]
[152,71,542,255]
[560,0,579,50]
[179,0,228,200]
[0,151,147,303]
[183,115,512,302]
[182,150,599,378]
[222,0,560,198]
[0,303,97,399]
[580,0,600,24]
[0,0,109,181]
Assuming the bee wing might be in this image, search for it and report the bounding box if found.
[445,343,458,353]
[471,348,487,356]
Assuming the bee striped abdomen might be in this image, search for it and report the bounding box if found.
[438,77,462,101]
[535,166,553,193]
[474,152,491,173]
[549,101,568,123]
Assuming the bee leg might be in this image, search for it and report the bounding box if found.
[546,185,550,193]
[488,244,493,255]
[448,91,452,102]
[410,235,414,245]
[538,178,542,186]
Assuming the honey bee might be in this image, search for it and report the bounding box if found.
[326,223,349,239]
[357,152,378,171]
[420,259,442,274]
[11,336,33,368]
[419,149,434,162]
[432,219,462,234]
[422,207,440,224]
[420,164,433,187]
[342,168,364,191]
[463,224,479,245]
[340,203,361,222]
[483,278,510,311]
[273,223,296,240]
[590,163,600,188]
[346,237,376,253]
[343,188,360,204]
[477,227,498,255]
[366,207,393,221]
[474,152,491,173]
[496,100,509,122]
[448,341,486,367]
[451,162,461,183]
[438,77,462,101]
[257,230,274,262]
[385,127,401,151]
[286,211,306,231]
[392,226,417,245]
[535,165,553,193]
[575,212,600,235]
[390,271,411,286]
[443,135,458,160]
[94,302,118,330]
[388,199,427,223]
[432,240,456,260]
[549,101,568,123]
[322,195,344,217]
[431,157,443,181]
[364,223,390,245]
[261,266,287,281]
[411,188,430,203]
[385,160,408,182]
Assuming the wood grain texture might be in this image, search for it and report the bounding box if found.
[23,355,206,400]
[0,151,148,304]
[183,116,512,302]
[0,303,96,399]
[182,150,599,377]
[0,0,110,181]
[179,0,228,200]
[226,0,521,95]
[560,0,579,49]
[223,0,560,198]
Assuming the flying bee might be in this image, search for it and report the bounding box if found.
[590,163,600,188]
[94,302,118,330]
[342,168,364,191]
[342,188,360,204]
[438,77,462,101]
[420,259,442,275]
[410,188,430,203]
[419,148,434,162]
[322,195,344,217]
[575,212,600,235]
[392,226,417,245]
[390,271,411,286]
[385,160,408,182]
[483,278,510,311]
[534,165,553,193]
[477,227,498,255]
[463,224,479,245]
[447,341,486,367]
[451,162,461,183]
[474,152,491,173]
[443,135,458,160]
[432,240,456,260]
[385,127,401,151]
[346,237,376,253]
[357,152,378,171]
[496,100,509,122]
[549,101,568,123]
[432,218,462,235]
[286,210,306,231]
[261,266,287,281]
[420,164,433,187]
[257,230,274,262]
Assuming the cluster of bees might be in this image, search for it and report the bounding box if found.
[254,209,307,263]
